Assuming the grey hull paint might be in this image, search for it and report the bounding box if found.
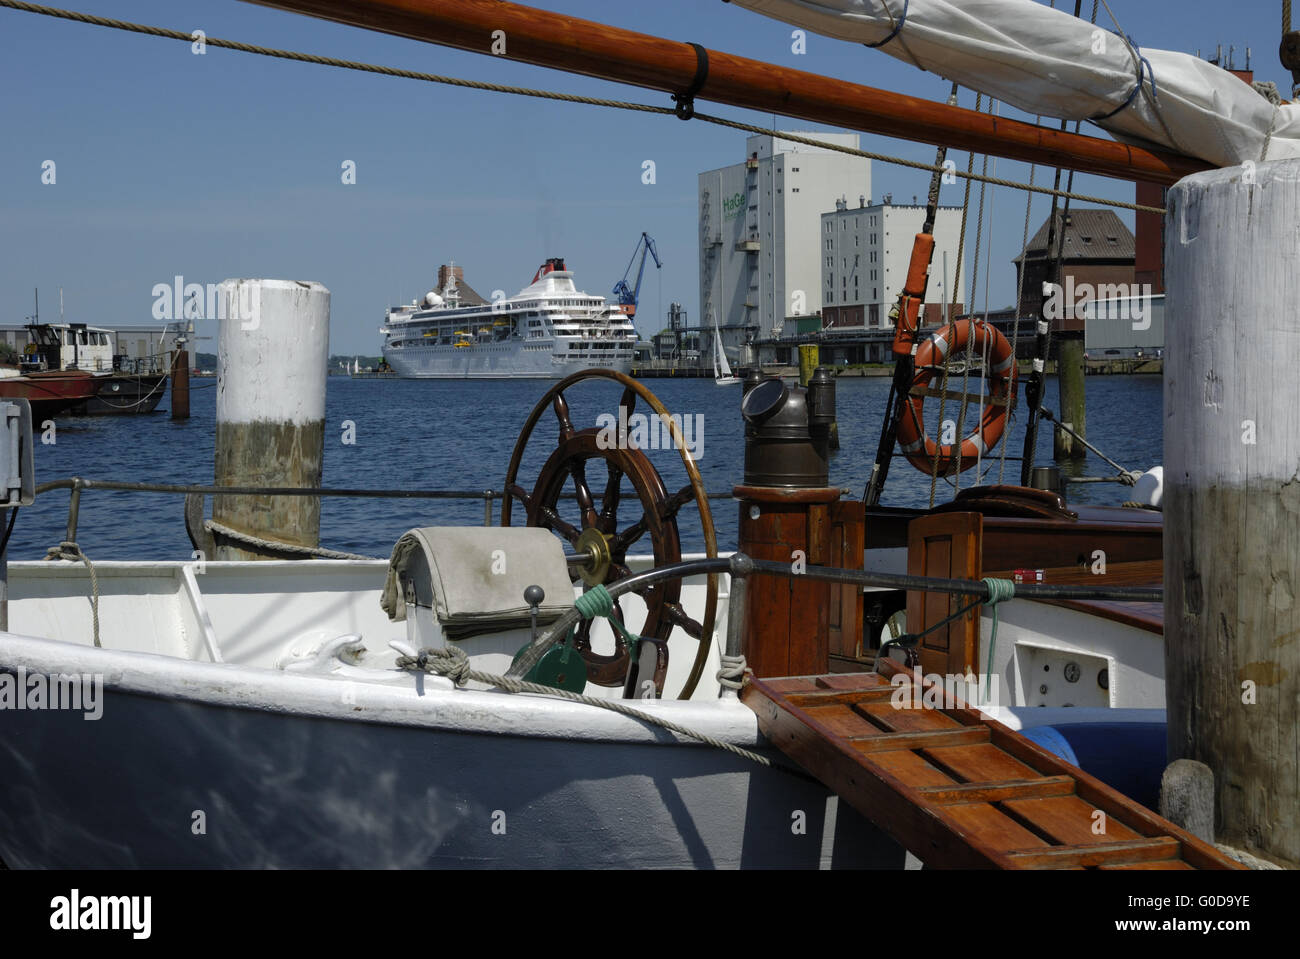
[0,687,903,869]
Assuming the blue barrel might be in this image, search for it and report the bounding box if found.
[1019,722,1166,811]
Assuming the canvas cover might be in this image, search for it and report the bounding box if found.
[732,0,1293,167]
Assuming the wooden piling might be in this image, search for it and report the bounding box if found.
[797,345,819,387]
[1164,161,1300,867]
[212,279,329,561]
[170,348,189,420]
[1053,333,1086,459]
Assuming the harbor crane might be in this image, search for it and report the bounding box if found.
[612,232,661,323]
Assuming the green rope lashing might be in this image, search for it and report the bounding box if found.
[574,583,643,655]
[981,577,1016,702]
[574,584,614,619]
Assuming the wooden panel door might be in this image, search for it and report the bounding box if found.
[906,512,982,677]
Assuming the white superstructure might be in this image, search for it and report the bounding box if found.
[819,196,968,356]
[381,258,638,378]
[25,323,118,372]
[698,132,872,352]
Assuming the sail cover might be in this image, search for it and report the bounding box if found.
[731,0,1296,168]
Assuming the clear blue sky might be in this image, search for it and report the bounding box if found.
[0,0,1287,355]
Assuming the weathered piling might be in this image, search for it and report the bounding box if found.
[212,279,329,561]
[170,348,189,420]
[1053,333,1086,459]
[1164,160,1300,867]
[797,344,819,387]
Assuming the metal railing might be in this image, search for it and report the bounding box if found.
[507,553,1164,687]
[33,477,740,545]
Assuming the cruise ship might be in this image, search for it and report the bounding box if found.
[381,258,638,378]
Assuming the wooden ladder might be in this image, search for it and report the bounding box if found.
[741,661,1243,869]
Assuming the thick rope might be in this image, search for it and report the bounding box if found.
[204,519,378,561]
[981,577,1016,702]
[574,584,615,618]
[44,540,100,647]
[716,653,749,691]
[397,645,776,768]
[0,0,1165,215]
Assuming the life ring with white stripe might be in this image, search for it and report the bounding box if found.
[896,320,1016,476]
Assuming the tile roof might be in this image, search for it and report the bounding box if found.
[1013,207,1136,262]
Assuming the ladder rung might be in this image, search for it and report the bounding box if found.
[917,776,1076,805]
[849,726,989,753]
[787,687,899,707]
[1005,837,1181,868]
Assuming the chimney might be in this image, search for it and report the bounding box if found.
[437,264,464,292]
[859,194,866,208]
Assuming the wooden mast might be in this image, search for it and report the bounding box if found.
[245,0,1207,186]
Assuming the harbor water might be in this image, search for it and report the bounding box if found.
[7,374,1164,562]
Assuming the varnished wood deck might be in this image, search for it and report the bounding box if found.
[741,663,1242,869]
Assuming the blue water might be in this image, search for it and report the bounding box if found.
[6,373,1163,561]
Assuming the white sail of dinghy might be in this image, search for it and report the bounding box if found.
[713,318,740,385]
[731,0,1297,168]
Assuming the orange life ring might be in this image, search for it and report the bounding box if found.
[896,320,1017,476]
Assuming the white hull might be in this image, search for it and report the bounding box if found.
[382,261,638,380]
[384,344,632,380]
[0,556,1168,868]
[0,630,902,868]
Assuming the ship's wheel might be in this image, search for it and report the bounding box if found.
[502,370,718,699]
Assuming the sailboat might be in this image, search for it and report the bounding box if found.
[0,0,1288,870]
[711,318,740,386]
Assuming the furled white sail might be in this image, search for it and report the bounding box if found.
[731,0,1294,168]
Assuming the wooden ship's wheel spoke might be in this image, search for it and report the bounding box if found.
[596,462,624,534]
[501,370,717,699]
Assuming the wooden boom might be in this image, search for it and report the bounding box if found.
[245,0,1208,186]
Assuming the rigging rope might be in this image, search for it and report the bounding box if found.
[396,644,787,771]
[930,88,982,507]
[951,118,996,488]
[44,540,101,647]
[204,519,380,561]
[929,93,985,506]
[1001,163,1037,485]
[0,0,1165,215]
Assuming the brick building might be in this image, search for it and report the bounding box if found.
[1013,208,1136,332]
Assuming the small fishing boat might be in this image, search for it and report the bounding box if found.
[21,322,168,415]
[0,368,99,421]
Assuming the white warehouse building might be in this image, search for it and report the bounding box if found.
[819,196,968,350]
[698,132,871,353]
